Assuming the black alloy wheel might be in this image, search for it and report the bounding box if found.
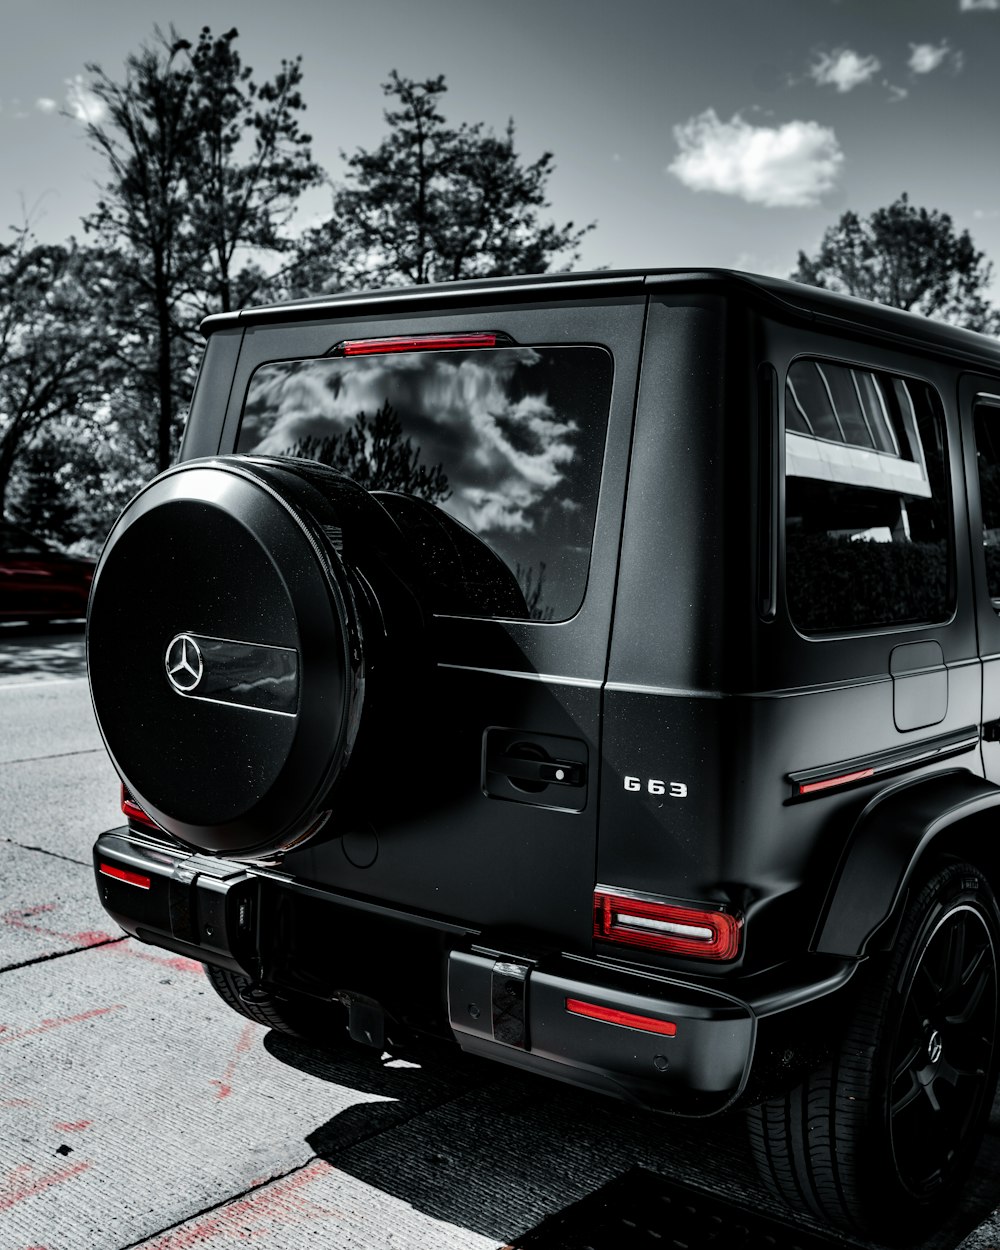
[887,897,997,1199]
[749,859,1000,1243]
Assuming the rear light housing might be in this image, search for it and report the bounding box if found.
[333,332,506,357]
[121,785,160,832]
[594,888,742,961]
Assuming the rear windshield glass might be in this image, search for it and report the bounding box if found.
[784,359,952,634]
[238,346,613,622]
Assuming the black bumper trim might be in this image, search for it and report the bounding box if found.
[94,829,860,1116]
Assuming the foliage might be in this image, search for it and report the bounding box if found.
[1,39,605,546]
[82,25,322,471]
[286,71,592,295]
[792,194,999,333]
[182,26,323,316]
[786,532,950,632]
[0,230,114,518]
[286,400,451,503]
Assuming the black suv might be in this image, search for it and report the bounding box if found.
[87,269,1000,1242]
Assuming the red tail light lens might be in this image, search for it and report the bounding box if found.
[566,998,677,1036]
[121,785,159,831]
[594,890,742,961]
[337,332,500,356]
[99,862,151,890]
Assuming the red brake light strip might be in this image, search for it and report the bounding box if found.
[339,333,498,356]
[565,998,677,1036]
[99,863,151,890]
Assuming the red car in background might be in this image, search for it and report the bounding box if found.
[0,521,94,623]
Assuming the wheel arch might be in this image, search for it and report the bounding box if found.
[813,768,1000,958]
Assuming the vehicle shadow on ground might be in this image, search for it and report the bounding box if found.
[266,1029,1000,1250]
[0,621,86,680]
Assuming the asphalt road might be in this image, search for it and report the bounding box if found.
[3,624,1000,1250]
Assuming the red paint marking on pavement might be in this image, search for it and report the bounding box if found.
[1,1098,33,1108]
[137,1161,340,1248]
[210,1022,258,1099]
[98,943,203,974]
[53,1120,91,1132]
[0,1161,92,1212]
[2,903,57,924]
[0,1006,122,1045]
[68,930,116,947]
[1,903,114,947]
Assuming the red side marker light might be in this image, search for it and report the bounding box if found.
[339,332,498,356]
[99,863,151,890]
[594,890,742,960]
[798,768,874,796]
[566,998,677,1036]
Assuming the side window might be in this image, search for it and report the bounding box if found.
[973,402,1000,609]
[784,359,951,634]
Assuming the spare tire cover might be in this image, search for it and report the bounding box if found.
[87,457,364,859]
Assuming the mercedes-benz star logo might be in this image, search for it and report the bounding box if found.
[165,633,204,694]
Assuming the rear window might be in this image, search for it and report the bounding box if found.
[784,359,952,634]
[238,346,613,622]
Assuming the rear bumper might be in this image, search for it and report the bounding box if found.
[94,830,856,1117]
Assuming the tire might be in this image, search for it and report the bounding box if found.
[202,964,352,1044]
[748,858,1000,1243]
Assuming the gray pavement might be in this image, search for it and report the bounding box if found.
[3,627,1000,1249]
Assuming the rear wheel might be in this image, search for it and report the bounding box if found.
[748,858,1000,1243]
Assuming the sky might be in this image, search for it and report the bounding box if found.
[2,0,1000,297]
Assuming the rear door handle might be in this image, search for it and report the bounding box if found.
[488,751,585,787]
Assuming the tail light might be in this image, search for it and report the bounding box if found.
[594,889,742,961]
[121,785,160,832]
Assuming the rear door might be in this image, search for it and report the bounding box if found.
[208,290,646,950]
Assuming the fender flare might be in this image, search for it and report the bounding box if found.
[813,768,1000,957]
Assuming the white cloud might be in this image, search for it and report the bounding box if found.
[809,48,881,92]
[960,0,999,10]
[65,75,107,124]
[908,41,951,73]
[973,208,1000,219]
[667,109,843,208]
[885,81,909,101]
[35,97,57,114]
[244,350,582,535]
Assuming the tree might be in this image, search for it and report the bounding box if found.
[0,230,111,518]
[183,26,323,316]
[288,71,592,295]
[792,194,999,333]
[81,26,322,471]
[287,401,451,503]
